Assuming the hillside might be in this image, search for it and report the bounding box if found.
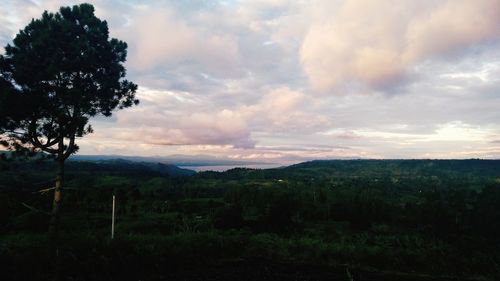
[1,158,499,280]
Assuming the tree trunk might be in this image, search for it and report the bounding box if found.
[48,154,64,281]
[48,157,64,241]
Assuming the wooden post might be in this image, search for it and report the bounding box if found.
[111,195,115,239]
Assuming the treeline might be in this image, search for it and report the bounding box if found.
[1,159,500,279]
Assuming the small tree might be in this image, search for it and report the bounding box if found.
[0,3,138,238]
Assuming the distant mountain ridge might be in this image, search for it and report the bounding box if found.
[68,158,196,177]
[71,154,271,167]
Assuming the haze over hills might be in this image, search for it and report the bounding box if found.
[70,154,279,168]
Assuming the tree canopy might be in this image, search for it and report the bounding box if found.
[0,3,138,158]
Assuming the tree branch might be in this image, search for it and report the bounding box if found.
[63,135,76,160]
[33,186,75,194]
[33,186,56,194]
[27,119,60,153]
[42,137,59,148]
[64,105,72,118]
[31,135,59,154]
[21,202,51,216]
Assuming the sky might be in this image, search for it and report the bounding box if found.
[1,0,500,164]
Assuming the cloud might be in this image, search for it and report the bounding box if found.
[300,0,500,93]
[3,0,500,162]
[99,114,255,150]
[106,87,255,149]
[179,110,255,148]
[403,0,500,62]
[243,87,306,128]
[241,87,332,133]
[93,86,332,150]
[117,4,242,78]
[0,1,40,49]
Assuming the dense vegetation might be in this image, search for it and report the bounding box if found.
[1,158,500,280]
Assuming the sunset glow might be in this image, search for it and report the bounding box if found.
[2,0,499,163]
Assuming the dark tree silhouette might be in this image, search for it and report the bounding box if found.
[0,3,138,239]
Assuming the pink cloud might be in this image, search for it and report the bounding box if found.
[111,106,255,149]
[115,5,242,77]
[300,0,500,93]
[403,0,500,62]
[241,87,331,132]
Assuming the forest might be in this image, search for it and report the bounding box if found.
[1,158,499,280]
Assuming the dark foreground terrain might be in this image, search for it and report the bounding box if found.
[1,159,499,280]
[1,256,471,281]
